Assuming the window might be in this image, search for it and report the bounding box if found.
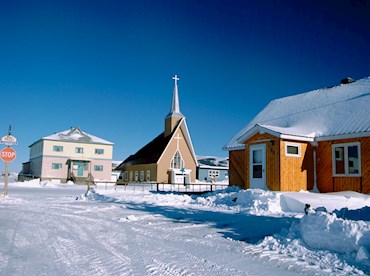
[285,142,301,157]
[75,147,84,154]
[95,149,104,155]
[140,171,144,182]
[332,142,361,176]
[134,171,138,181]
[171,151,184,169]
[129,171,133,181]
[52,163,62,170]
[124,171,128,181]
[146,170,151,181]
[208,170,220,178]
[94,165,103,171]
[53,145,63,152]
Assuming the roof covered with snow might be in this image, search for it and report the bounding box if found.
[38,127,114,145]
[197,156,229,168]
[224,76,370,150]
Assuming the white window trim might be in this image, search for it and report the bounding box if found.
[94,165,103,171]
[332,142,361,177]
[52,163,62,170]
[75,147,84,154]
[285,142,301,157]
[171,150,185,169]
[146,170,150,181]
[140,170,144,182]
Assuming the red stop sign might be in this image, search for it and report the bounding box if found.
[1,147,16,162]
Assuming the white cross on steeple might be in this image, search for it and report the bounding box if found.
[168,74,183,117]
[172,74,180,84]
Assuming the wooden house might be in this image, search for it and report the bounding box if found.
[224,76,370,193]
[116,75,198,184]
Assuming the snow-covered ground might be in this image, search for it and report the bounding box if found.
[1,180,370,275]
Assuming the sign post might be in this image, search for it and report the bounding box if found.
[1,127,18,197]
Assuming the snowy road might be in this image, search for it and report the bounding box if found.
[0,185,366,275]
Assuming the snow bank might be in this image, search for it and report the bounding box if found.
[194,188,282,215]
[5,179,75,188]
[300,211,370,254]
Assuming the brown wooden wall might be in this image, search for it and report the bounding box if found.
[229,150,245,188]
[317,137,370,193]
[279,140,314,192]
[244,133,280,191]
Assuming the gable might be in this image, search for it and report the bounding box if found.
[158,118,198,166]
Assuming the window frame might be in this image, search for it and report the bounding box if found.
[171,151,184,169]
[52,163,62,170]
[95,148,104,155]
[53,145,63,152]
[285,142,301,157]
[75,147,84,154]
[332,142,361,177]
[94,165,103,171]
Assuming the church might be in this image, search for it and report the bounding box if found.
[116,75,198,184]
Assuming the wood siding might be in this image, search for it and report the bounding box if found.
[280,140,313,192]
[317,137,370,193]
[229,150,245,188]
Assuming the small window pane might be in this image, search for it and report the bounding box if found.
[335,146,345,174]
[53,146,63,152]
[287,146,299,155]
[95,149,104,154]
[253,150,262,164]
[52,163,62,170]
[348,146,359,174]
[94,165,103,171]
[253,165,262,178]
[75,147,84,154]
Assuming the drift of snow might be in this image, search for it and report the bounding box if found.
[1,180,370,275]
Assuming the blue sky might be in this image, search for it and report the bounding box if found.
[0,0,369,172]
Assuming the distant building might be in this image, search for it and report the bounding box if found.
[224,76,370,193]
[196,156,229,182]
[19,127,114,183]
[116,75,198,184]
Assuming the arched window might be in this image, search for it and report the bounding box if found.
[171,151,183,169]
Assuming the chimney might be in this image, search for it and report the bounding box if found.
[340,77,355,85]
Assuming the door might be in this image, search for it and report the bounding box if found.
[249,144,266,189]
[77,162,84,176]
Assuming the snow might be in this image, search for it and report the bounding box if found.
[1,180,370,275]
[43,127,114,145]
[224,76,370,150]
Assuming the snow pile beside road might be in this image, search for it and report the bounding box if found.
[194,187,283,215]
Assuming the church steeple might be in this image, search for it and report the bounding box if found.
[165,75,184,137]
[166,75,183,118]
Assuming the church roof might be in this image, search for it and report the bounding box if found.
[117,130,175,167]
[117,118,198,168]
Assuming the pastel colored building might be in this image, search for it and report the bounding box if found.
[116,75,198,184]
[196,156,229,182]
[224,76,370,193]
[19,127,114,183]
